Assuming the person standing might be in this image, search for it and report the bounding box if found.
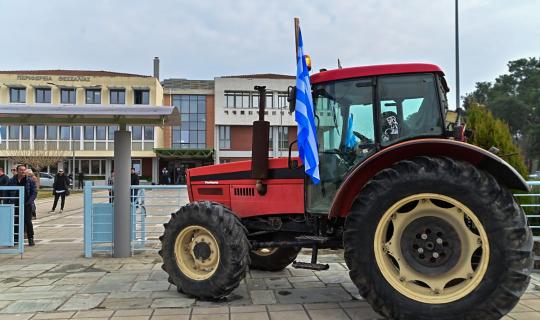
[108,170,114,203]
[131,167,140,202]
[160,167,169,185]
[50,169,69,213]
[77,171,85,189]
[25,169,40,219]
[0,167,10,204]
[9,164,37,246]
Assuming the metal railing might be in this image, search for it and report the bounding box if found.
[515,181,540,236]
[0,186,25,255]
[83,182,187,257]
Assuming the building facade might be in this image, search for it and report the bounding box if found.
[160,79,215,184]
[213,74,298,163]
[0,70,164,182]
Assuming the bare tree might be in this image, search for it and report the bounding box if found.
[6,148,67,172]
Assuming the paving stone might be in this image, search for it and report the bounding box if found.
[247,278,268,290]
[264,278,292,289]
[54,277,98,285]
[267,304,303,311]
[151,298,195,308]
[74,310,114,318]
[120,264,154,271]
[100,297,153,309]
[275,287,352,304]
[0,291,74,301]
[0,278,29,288]
[344,307,384,320]
[0,270,44,279]
[307,308,349,320]
[107,291,152,299]
[114,308,153,316]
[131,280,170,291]
[314,271,350,284]
[0,300,10,309]
[231,312,270,320]
[292,282,326,289]
[520,299,540,311]
[20,264,57,271]
[19,277,61,287]
[64,272,107,278]
[148,270,168,281]
[250,269,290,279]
[230,305,267,313]
[251,290,276,305]
[1,265,25,271]
[327,263,347,271]
[152,308,192,315]
[192,306,229,314]
[509,312,540,320]
[32,311,76,319]
[110,316,150,320]
[0,299,65,313]
[268,310,309,320]
[512,303,535,312]
[81,282,132,293]
[191,314,228,320]
[341,282,363,300]
[287,276,319,283]
[97,274,137,283]
[0,314,34,320]
[58,293,108,311]
[287,269,315,277]
[303,303,340,310]
[151,315,190,320]
[22,285,55,292]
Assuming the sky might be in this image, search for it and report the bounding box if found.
[0,0,539,107]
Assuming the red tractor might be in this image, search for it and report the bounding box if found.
[159,63,533,320]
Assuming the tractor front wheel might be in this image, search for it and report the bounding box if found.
[159,201,250,300]
[344,157,533,320]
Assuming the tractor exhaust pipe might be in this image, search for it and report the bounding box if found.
[251,85,270,195]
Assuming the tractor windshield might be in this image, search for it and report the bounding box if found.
[306,73,444,214]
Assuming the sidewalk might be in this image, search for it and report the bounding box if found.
[0,191,539,319]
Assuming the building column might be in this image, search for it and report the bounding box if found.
[152,157,159,184]
[214,125,220,164]
[113,128,131,258]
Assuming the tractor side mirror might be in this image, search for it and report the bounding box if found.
[287,86,296,114]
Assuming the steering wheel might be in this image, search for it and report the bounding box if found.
[353,131,372,144]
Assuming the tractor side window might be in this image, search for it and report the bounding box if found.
[378,74,443,146]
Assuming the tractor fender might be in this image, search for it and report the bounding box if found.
[329,138,528,218]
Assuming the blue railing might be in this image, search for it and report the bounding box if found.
[0,186,25,255]
[83,182,187,257]
[515,181,540,235]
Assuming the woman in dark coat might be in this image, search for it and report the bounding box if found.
[50,169,70,213]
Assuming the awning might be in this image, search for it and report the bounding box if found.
[0,104,180,126]
[154,148,214,159]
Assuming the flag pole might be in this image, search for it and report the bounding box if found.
[294,17,300,58]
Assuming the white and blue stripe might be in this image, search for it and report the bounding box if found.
[295,29,320,184]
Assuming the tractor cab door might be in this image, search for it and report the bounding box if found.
[307,78,377,214]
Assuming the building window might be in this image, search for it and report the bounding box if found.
[219,126,230,149]
[278,126,289,150]
[132,126,143,140]
[96,126,106,140]
[144,126,154,140]
[9,126,20,139]
[61,88,76,104]
[226,91,274,108]
[110,89,125,104]
[84,126,94,140]
[47,126,58,140]
[22,126,31,140]
[9,87,26,103]
[72,126,81,140]
[172,95,206,149]
[35,88,52,103]
[277,92,289,109]
[108,126,117,140]
[85,89,101,104]
[134,89,149,105]
[34,126,45,139]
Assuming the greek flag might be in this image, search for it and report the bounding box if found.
[295,29,320,184]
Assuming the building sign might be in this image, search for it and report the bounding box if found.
[16,75,91,82]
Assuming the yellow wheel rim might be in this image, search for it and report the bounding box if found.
[174,225,220,281]
[253,247,278,257]
[373,193,490,304]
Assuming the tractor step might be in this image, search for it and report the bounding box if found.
[292,261,330,271]
[295,235,331,243]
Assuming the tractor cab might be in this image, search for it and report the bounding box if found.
[305,64,449,214]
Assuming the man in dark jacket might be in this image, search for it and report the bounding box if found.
[0,167,9,203]
[50,169,69,213]
[77,171,85,189]
[9,164,37,246]
[131,168,140,202]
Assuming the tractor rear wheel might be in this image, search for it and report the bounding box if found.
[344,157,533,320]
[250,233,301,271]
[159,201,250,300]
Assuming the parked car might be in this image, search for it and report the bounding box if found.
[39,172,54,188]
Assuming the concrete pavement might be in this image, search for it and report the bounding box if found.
[0,191,539,319]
